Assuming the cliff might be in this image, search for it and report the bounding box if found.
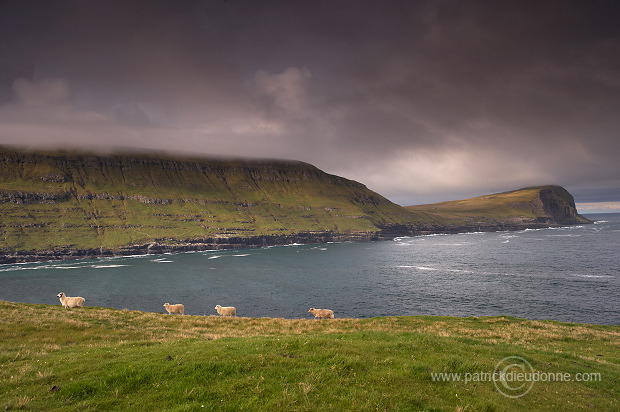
[0,147,414,262]
[0,147,591,263]
[405,185,592,227]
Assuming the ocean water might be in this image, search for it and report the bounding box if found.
[1,214,618,325]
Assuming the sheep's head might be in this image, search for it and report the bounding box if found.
[163,303,170,307]
[215,305,221,310]
[308,308,315,313]
[57,292,65,298]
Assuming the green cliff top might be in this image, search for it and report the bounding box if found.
[406,185,591,226]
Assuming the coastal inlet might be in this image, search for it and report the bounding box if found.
[1,214,618,325]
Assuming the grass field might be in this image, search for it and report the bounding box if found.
[1,301,617,411]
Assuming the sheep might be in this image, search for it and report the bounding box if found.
[163,303,185,315]
[308,308,334,319]
[214,305,236,317]
[56,292,85,309]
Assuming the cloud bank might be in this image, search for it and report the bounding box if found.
[1,0,619,206]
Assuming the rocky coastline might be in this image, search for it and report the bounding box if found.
[0,220,588,265]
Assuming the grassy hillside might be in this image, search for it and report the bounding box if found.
[1,301,618,411]
[406,186,591,226]
[0,147,590,261]
[0,147,413,254]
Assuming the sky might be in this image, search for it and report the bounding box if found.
[1,0,619,210]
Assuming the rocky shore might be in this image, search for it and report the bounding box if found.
[0,220,589,264]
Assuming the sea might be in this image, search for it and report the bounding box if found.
[1,214,618,325]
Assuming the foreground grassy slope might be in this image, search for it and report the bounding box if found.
[406,186,591,226]
[0,148,414,253]
[1,301,617,411]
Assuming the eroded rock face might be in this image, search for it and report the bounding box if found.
[539,186,592,225]
[0,190,70,204]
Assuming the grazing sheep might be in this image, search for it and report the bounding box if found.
[308,308,334,319]
[163,303,185,315]
[214,305,236,317]
[56,292,85,309]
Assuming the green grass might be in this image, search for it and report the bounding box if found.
[405,186,589,226]
[0,148,414,253]
[1,301,618,411]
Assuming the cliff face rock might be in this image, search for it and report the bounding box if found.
[0,190,70,204]
[0,147,592,263]
[538,186,591,225]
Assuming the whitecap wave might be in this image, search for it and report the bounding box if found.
[445,268,473,274]
[116,254,150,259]
[91,264,129,268]
[0,266,29,272]
[396,265,473,274]
[0,263,77,272]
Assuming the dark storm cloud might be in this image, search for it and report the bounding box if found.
[1,0,619,207]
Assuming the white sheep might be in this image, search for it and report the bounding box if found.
[308,308,334,319]
[56,292,85,309]
[163,303,185,315]
[214,305,236,317]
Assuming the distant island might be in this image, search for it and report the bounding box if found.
[0,147,591,263]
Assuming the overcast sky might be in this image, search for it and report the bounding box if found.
[1,0,619,210]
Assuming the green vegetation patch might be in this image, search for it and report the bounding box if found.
[0,148,414,253]
[405,186,589,225]
[1,301,617,411]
